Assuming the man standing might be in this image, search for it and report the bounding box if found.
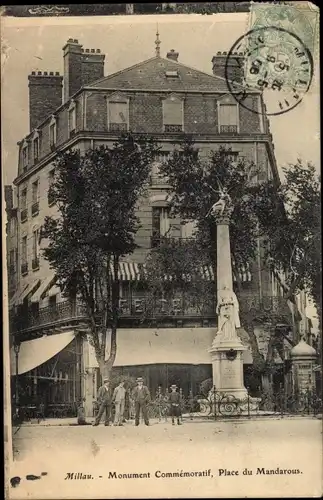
[112,381,126,426]
[168,385,182,425]
[93,378,113,426]
[132,377,150,426]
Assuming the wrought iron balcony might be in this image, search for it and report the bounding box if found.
[32,257,39,270]
[220,125,238,134]
[10,301,88,333]
[31,201,39,216]
[164,124,183,133]
[20,209,28,222]
[149,174,169,186]
[21,262,28,275]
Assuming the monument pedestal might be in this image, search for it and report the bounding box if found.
[208,329,248,400]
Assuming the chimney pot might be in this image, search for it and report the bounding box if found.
[96,49,101,53]
[55,71,60,75]
[85,48,90,53]
[44,71,48,76]
[38,71,42,75]
[91,49,95,53]
[73,39,78,43]
[31,71,36,75]
[49,71,54,75]
[68,38,73,42]
[166,49,179,62]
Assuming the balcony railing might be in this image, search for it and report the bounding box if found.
[164,125,183,133]
[32,257,39,270]
[31,201,39,216]
[20,209,28,222]
[220,125,238,134]
[149,174,169,186]
[10,301,88,333]
[21,262,28,275]
[9,294,292,334]
[110,123,128,132]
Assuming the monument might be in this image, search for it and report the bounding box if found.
[207,187,248,399]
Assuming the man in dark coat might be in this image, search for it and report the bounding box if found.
[168,384,182,425]
[92,379,113,426]
[131,377,150,426]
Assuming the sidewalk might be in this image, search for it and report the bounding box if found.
[17,412,322,427]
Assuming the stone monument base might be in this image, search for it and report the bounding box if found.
[208,328,248,400]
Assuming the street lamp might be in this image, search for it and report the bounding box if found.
[13,336,21,417]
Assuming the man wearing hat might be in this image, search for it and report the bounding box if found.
[168,385,182,425]
[131,377,150,426]
[93,378,113,426]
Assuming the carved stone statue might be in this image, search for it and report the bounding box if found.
[206,187,232,219]
[216,287,241,340]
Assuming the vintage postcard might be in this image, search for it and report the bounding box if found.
[2,3,321,499]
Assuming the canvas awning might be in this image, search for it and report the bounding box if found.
[87,328,254,368]
[31,275,55,303]
[10,330,75,375]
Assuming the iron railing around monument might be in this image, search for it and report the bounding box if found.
[143,386,322,421]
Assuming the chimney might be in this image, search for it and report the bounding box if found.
[166,49,179,62]
[4,186,13,212]
[81,48,105,86]
[63,38,83,102]
[212,51,245,83]
[28,71,63,131]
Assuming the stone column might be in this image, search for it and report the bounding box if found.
[208,204,248,399]
[290,338,317,394]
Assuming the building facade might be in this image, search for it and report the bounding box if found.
[8,37,296,417]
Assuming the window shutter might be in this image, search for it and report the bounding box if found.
[109,102,128,124]
[219,104,238,126]
[163,99,182,125]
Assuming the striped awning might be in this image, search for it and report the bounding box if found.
[110,261,251,283]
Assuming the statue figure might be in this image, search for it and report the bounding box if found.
[206,187,232,219]
[216,287,241,340]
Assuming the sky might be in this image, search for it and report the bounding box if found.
[1,13,320,187]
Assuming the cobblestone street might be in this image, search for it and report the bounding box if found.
[9,417,322,499]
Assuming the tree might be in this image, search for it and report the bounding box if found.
[42,134,158,380]
[144,140,321,383]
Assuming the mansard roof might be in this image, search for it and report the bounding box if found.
[89,55,241,93]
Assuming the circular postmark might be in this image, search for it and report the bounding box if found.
[225,26,313,116]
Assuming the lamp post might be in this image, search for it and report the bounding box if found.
[13,336,21,418]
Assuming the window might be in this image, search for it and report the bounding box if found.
[9,249,16,273]
[152,207,170,246]
[21,188,27,210]
[108,101,129,132]
[163,96,183,132]
[31,180,39,216]
[32,180,39,203]
[20,188,28,222]
[218,103,239,133]
[21,236,28,274]
[68,102,76,135]
[10,217,16,238]
[48,169,55,205]
[22,146,28,169]
[33,137,39,161]
[50,123,56,146]
[32,229,39,270]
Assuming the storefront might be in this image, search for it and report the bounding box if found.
[10,331,83,418]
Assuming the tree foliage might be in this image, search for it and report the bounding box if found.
[42,134,158,379]
[145,140,321,377]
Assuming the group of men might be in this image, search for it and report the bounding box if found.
[93,377,182,427]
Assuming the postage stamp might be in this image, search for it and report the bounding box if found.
[247,1,320,66]
[225,25,314,116]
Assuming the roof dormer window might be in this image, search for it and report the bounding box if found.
[165,70,179,78]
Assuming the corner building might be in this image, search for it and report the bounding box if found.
[9,38,293,418]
